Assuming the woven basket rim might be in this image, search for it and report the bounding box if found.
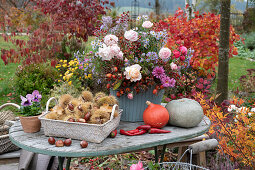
[0,134,9,139]
[39,109,123,127]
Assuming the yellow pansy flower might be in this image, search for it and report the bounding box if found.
[68,81,72,85]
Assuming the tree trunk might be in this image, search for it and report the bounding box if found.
[216,0,231,105]
[155,0,160,16]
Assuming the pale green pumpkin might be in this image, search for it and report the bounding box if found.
[165,98,204,128]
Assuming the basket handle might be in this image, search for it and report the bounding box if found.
[46,97,58,112]
[110,104,118,121]
[0,103,20,110]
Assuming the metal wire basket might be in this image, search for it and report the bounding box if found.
[144,148,209,170]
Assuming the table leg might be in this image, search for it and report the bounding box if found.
[58,157,65,170]
[160,144,167,163]
[154,144,167,163]
[154,146,159,163]
[65,157,72,170]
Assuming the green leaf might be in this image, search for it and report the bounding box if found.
[113,80,122,90]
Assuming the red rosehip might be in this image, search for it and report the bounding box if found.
[113,67,118,72]
[116,92,121,97]
[107,84,111,89]
[112,75,116,79]
[153,89,158,95]
[106,73,112,79]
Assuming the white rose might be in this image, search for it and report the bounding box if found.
[104,34,118,46]
[142,21,153,28]
[124,30,139,42]
[124,64,142,82]
[251,108,255,112]
[98,44,114,61]
[159,47,171,60]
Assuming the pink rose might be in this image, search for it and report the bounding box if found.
[179,46,187,55]
[170,62,178,70]
[159,47,171,60]
[104,34,118,46]
[117,51,124,60]
[124,30,139,42]
[110,44,120,56]
[130,161,144,170]
[173,50,180,58]
[127,93,133,99]
[98,44,114,61]
[142,21,153,28]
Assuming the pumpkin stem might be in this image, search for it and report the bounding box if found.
[146,101,151,105]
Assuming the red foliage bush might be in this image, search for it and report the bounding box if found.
[155,9,240,79]
[1,0,109,65]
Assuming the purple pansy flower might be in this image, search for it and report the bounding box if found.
[161,76,176,88]
[21,95,32,106]
[152,66,165,79]
[32,90,42,102]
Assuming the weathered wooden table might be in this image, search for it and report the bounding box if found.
[9,116,211,170]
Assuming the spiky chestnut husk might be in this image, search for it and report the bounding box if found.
[94,92,106,103]
[69,98,81,108]
[97,96,118,107]
[59,94,73,109]
[45,112,58,120]
[80,90,93,102]
[63,115,76,121]
[89,109,110,124]
[74,102,92,118]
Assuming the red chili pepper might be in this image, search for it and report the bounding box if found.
[136,125,151,131]
[149,128,171,134]
[109,129,117,138]
[120,129,147,136]
[126,129,139,134]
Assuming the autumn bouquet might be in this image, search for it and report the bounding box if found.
[89,14,191,98]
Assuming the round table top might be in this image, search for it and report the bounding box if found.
[9,116,211,158]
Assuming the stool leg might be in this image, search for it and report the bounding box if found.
[65,157,71,170]
[58,157,65,170]
[154,146,159,163]
[198,151,206,167]
[177,146,188,162]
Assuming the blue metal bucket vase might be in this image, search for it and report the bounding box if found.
[110,87,164,122]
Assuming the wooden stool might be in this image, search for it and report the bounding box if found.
[166,134,209,166]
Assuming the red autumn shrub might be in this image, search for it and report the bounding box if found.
[1,0,109,65]
[155,9,240,79]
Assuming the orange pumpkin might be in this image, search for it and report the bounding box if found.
[143,101,169,128]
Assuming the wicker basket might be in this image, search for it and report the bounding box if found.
[0,103,21,154]
[0,125,20,154]
[39,97,122,143]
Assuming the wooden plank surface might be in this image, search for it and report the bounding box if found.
[9,116,211,157]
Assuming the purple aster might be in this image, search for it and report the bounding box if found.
[21,95,32,106]
[152,66,165,79]
[161,76,176,88]
[32,90,42,102]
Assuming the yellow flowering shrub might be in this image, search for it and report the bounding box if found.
[56,58,92,87]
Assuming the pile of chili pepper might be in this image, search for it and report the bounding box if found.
[120,125,171,136]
